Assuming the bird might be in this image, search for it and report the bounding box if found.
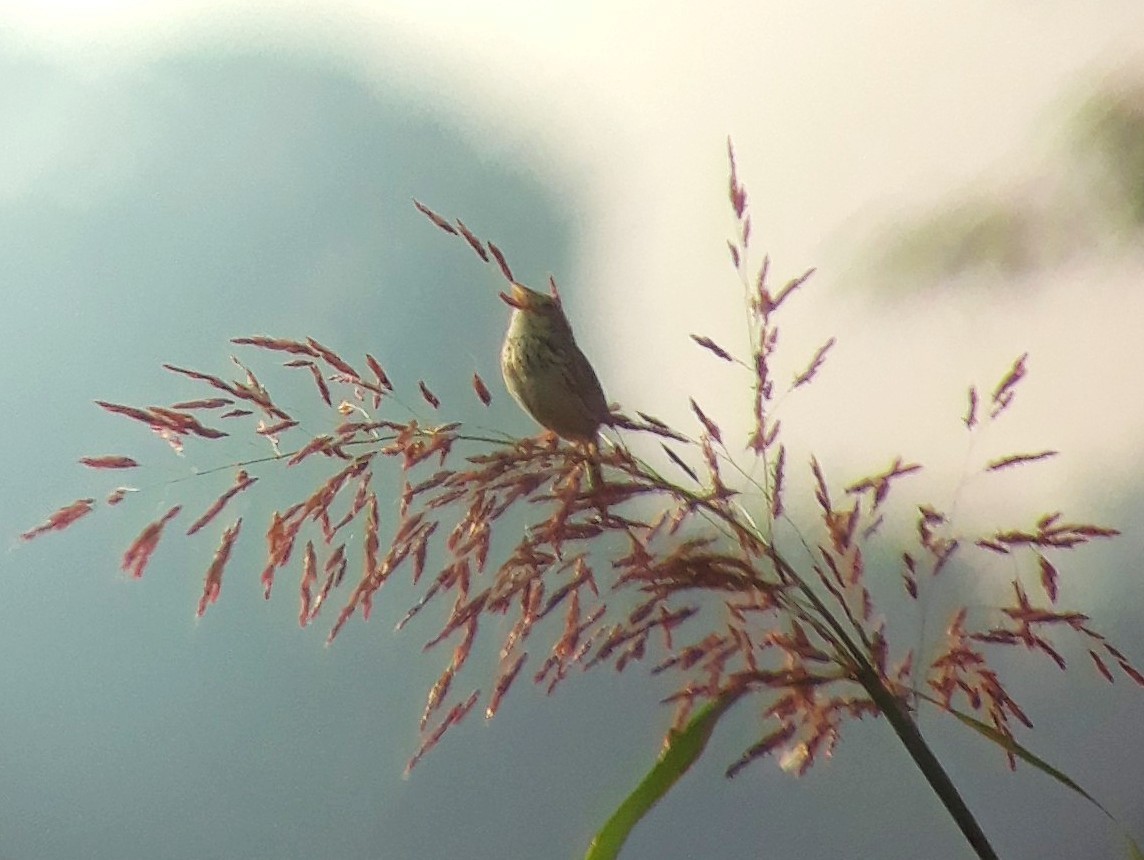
[499,281,610,486]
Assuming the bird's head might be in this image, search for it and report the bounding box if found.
[500,282,572,335]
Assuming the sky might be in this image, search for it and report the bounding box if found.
[3,3,1144,859]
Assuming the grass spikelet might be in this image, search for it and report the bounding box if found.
[305,338,359,378]
[727,136,747,218]
[689,398,722,444]
[186,470,257,536]
[487,241,514,282]
[365,354,393,392]
[122,505,182,579]
[197,519,241,618]
[298,541,318,627]
[846,457,922,509]
[231,335,318,357]
[79,456,139,470]
[769,268,815,315]
[406,690,480,775]
[21,498,97,541]
[690,334,735,363]
[170,398,233,410]
[486,652,527,718]
[990,352,1029,418]
[661,443,699,483]
[771,445,786,519]
[792,336,835,389]
[986,451,1058,471]
[418,381,441,409]
[412,198,458,235]
[472,372,492,405]
[964,386,979,428]
[454,220,490,262]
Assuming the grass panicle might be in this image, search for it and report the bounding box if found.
[23,144,1141,860]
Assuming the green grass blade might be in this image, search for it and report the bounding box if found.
[1126,834,1144,860]
[939,704,1110,815]
[583,690,745,860]
[936,701,1144,856]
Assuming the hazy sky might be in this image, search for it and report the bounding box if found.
[4,3,1144,859]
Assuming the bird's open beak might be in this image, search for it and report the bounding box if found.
[499,282,531,310]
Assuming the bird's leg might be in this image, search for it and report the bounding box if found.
[579,439,603,492]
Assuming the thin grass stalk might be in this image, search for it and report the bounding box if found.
[692,492,998,859]
[855,664,998,860]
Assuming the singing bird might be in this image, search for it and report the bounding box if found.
[499,282,610,483]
